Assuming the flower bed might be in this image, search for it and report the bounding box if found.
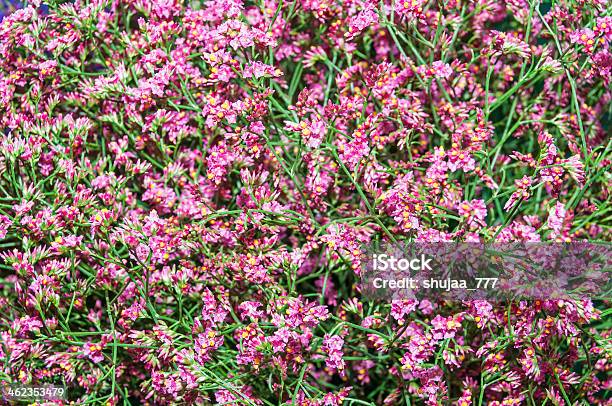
[0,0,610,404]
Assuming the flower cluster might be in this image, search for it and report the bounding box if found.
[0,0,610,405]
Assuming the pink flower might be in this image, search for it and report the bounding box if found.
[82,342,104,363]
[243,61,283,79]
[569,28,599,54]
[490,30,531,58]
[194,329,224,363]
[417,61,453,79]
[345,6,378,41]
[12,200,34,217]
[447,149,476,173]
[431,314,462,340]
[51,234,83,253]
[238,301,265,321]
[562,155,585,185]
[504,176,532,211]
[321,334,345,372]
[456,389,472,406]
[0,215,11,239]
[321,387,352,406]
[547,201,567,238]
[396,0,426,19]
[457,200,487,228]
[390,299,418,324]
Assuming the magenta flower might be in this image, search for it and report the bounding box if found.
[321,334,345,372]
